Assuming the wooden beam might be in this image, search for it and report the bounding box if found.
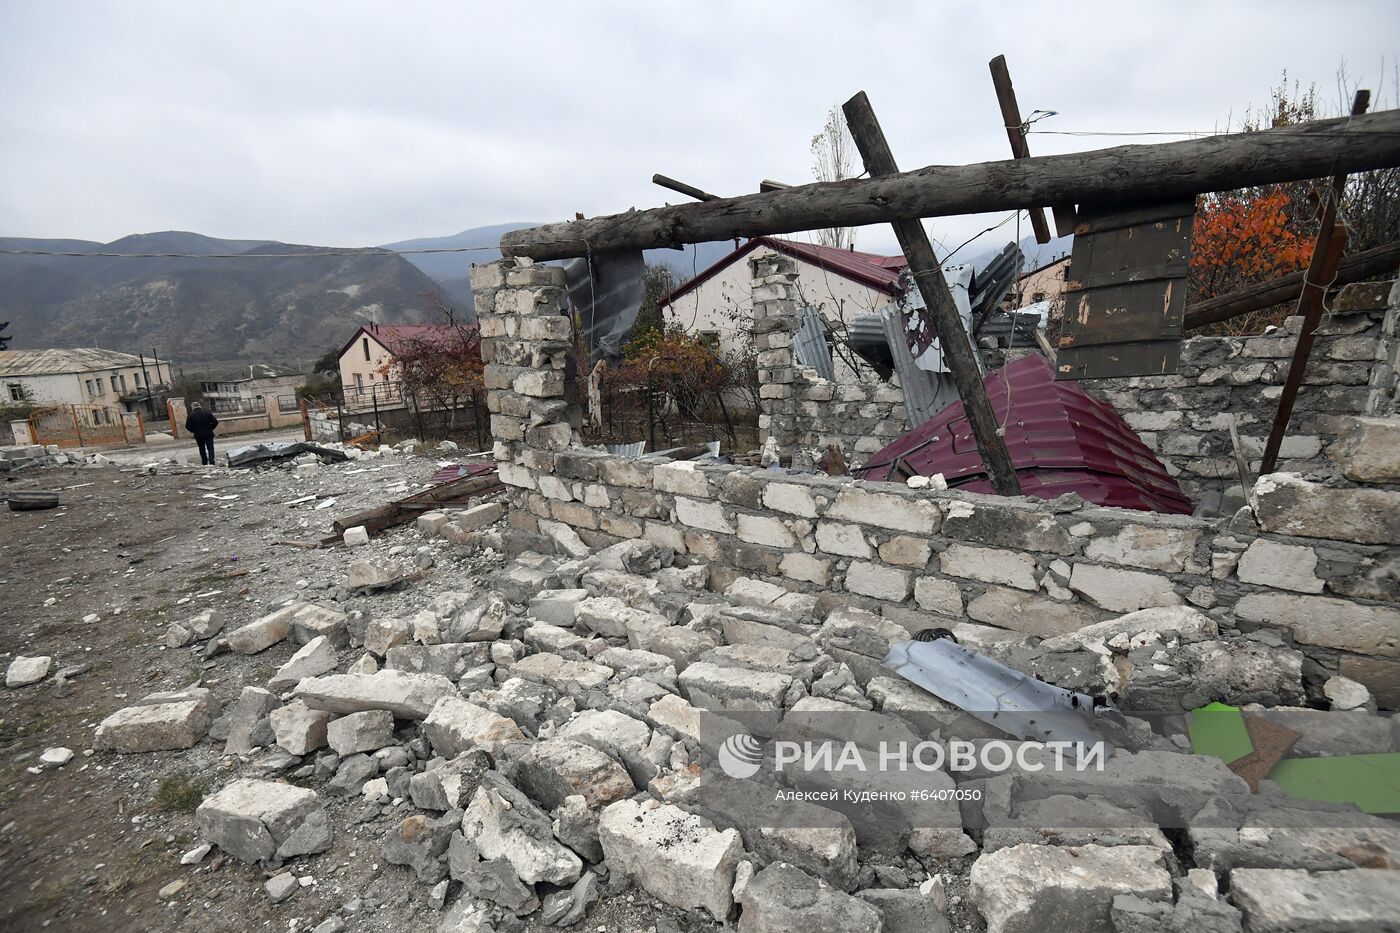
[988,54,1053,244]
[1182,240,1399,331]
[501,108,1400,260]
[842,91,1023,497]
[1259,89,1371,476]
[759,179,792,192]
[652,173,720,202]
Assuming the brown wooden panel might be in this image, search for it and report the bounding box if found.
[1056,197,1195,380]
[1058,341,1182,381]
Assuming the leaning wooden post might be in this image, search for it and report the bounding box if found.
[988,55,1054,243]
[1259,89,1370,476]
[843,91,1023,496]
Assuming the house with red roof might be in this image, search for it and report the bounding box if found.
[661,236,907,381]
[337,322,478,410]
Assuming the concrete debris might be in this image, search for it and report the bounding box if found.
[598,798,743,920]
[326,709,395,755]
[268,635,338,692]
[383,811,460,883]
[1229,868,1400,932]
[736,862,883,933]
[969,843,1172,933]
[94,686,217,753]
[460,772,582,886]
[422,696,525,757]
[223,686,280,755]
[6,655,52,688]
[269,700,332,756]
[294,670,456,720]
[347,557,406,590]
[195,778,325,863]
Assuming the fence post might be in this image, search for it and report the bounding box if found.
[646,369,656,452]
[372,383,380,440]
[411,393,425,442]
[71,405,84,447]
[472,388,484,450]
[336,395,345,442]
[300,398,311,441]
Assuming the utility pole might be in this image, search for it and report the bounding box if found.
[843,90,1022,496]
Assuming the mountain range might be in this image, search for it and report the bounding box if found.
[0,226,736,366]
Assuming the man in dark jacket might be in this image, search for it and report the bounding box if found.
[185,402,220,465]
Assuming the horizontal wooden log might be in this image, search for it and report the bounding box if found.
[501,109,1400,260]
[1183,240,1400,330]
[332,472,501,537]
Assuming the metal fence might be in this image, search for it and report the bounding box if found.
[28,403,142,448]
[304,380,488,448]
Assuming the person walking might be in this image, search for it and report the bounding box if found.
[184,401,220,466]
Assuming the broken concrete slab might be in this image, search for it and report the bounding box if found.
[195,778,323,863]
[347,557,406,590]
[410,750,492,812]
[269,700,331,757]
[225,609,293,655]
[422,695,526,758]
[857,888,952,933]
[676,775,859,891]
[294,670,456,720]
[599,797,743,921]
[5,655,51,688]
[223,686,280,755]
[509,652,613,697]
[94,686,216,753]
[969,843,1171,933]
[1229,868,1400,932]
[268,635,338,692]
[326,709,395,756]
[460,772,582,886]
[678,661,792,712]
[511,737,635,809]
[737,862,883,933]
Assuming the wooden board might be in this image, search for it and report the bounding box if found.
[1056,198,1195,380]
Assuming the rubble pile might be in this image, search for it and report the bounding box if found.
[81,516,1400,932]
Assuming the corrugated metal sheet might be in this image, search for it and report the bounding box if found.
[563,250,646,366]
[854,354,1192,514]
[792,305,836,381]
[0,347,149,377]
[1057,199,1196,381]
[880,307,961,428]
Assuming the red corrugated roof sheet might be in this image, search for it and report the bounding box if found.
[854,354,1193,514]
[663,237,907,307]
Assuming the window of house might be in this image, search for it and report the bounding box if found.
[363,337,371,361]
[698,330,720,351]
[120,374,128,393]
[133,371,142,386]
[355,373,364,389]
[1031,292,1045,302]
[7,383,23,402]
[85,379,95,396]
[111,374,119,392]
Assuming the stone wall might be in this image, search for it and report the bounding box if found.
[1090,280,1398,502]
[474,256,1400,708]
[792,373,907,466]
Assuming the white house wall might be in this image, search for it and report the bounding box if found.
[662,244,895,383]
[4,362,169,407]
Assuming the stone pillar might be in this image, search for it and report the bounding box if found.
[471,257,575,511]
[9,419,34,445]
[750,253,801,460]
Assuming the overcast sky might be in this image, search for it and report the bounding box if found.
[2,0,1396,262]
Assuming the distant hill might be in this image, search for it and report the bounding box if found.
[0,223,748,366]
[0,232,444,365]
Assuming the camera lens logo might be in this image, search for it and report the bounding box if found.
[717,733,764,779]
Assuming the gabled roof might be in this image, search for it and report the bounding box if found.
[0,347,149,377]
[662,237,908,307]
[339,323,479,361]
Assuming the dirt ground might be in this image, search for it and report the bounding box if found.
[0,451,713,933]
